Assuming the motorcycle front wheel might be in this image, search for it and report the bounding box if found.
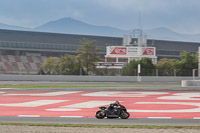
[120,112,130,119]
[95,110,106,119]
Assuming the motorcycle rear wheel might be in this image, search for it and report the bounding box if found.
[95,111,105,119]
[120,112,130,119]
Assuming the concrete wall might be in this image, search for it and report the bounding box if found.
[182,80,200,87]
[0,74,197,82]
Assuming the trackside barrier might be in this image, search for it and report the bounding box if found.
[182,80,200,87]
[0,74,196,82]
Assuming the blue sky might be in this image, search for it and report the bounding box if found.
[0,0,200,34]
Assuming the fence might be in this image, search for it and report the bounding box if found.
[95,68,199,77]
[0,68,199,77]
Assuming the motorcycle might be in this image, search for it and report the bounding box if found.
[95,101,130,119]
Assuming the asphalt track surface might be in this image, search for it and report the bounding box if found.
[1,117,200,126]
[1,81,200,126]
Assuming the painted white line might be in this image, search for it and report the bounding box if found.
[62,101,114,108]
[0,100,68,107]
[46,101,114,112]
[83,91,168,97]
[193,117,200,119]
[130,102,200,113]
[148,117,172,119]
[46,108,81,111]
[59,116,83,118]
[0,88,15,90]
[18,115,40,117]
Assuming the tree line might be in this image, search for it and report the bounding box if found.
[121,51,198,76]
[40,38,100,75]
[40,39,199,76]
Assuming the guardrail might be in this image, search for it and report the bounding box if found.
[0,74,198,82]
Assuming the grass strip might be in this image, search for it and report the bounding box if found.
[0,85,179,88]
[0,122,200,129]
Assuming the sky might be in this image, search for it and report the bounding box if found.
[0,0,200,34]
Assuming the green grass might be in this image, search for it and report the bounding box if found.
[0,122,200,129]
[0,85,179,88]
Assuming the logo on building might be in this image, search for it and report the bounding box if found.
[110,47,127,55]
[142,48,154,55]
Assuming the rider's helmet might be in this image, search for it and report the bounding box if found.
[115,101,119,105]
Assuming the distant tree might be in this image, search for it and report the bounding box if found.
[121,58,155,76]
[170,59,182,76]
[155,51,198,76]
[156,58,171,69]
[77,38,101,75]
[41,57,58,75]
[178,51,198,76]
[37,67,46,75]
[156,58,173,76]
[137,57,155,69]
[58,54,81,75]
[121,59,138,76]
[137,57,156,76]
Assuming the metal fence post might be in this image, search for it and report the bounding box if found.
[156,69,158,76]
[174,69,176,77]
[193,69,197,80]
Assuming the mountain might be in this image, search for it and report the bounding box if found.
[1,17,200,42]
[0,23,31,31]
[33,18,200,42]
[144,27,200,42]
[34,17,130,37]
[145,27,184,40]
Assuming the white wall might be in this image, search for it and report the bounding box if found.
[0,75,196,82]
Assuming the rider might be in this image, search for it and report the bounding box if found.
[107,101,121,110]
[112,101,121,106]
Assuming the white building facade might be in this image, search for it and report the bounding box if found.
[96,34,157,69]
[105,46,157,64]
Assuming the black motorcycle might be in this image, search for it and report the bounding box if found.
[95,102,130,119]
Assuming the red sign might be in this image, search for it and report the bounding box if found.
[110,47,127,55]
[142,48,154,55]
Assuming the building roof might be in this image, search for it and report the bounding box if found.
[0,29,122,46]
[0,28,200,53]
